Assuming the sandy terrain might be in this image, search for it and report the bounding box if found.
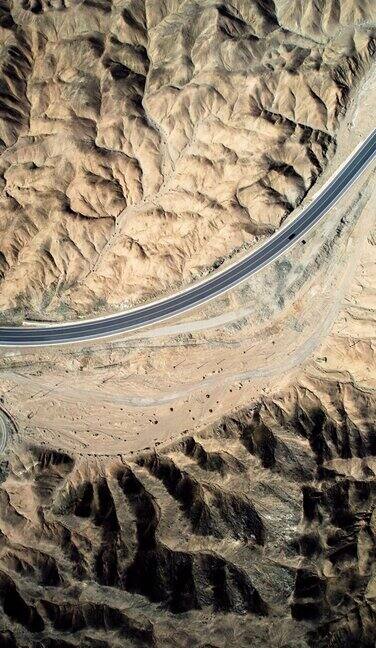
[0,0,375,321]
[1,62,375,457]
[0,199,375,646]
[0,1,376,647]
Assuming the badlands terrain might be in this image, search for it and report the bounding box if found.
[0,0,376,647]
[0,0,374,319]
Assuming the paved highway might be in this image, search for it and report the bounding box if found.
[1,129,375,346]
[0,416,7,453]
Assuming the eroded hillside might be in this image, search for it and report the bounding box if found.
[0,1,376,647]
[0,370,375,647]
[0,188,375,648]
[0,0,375,319]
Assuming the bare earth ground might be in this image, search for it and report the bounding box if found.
[1,66,375,457]
[0,0,375,320]
[0,1,376,648]
[0,181,376,647]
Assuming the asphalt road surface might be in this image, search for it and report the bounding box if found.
[1,129,375,346]
[0,416,7,454]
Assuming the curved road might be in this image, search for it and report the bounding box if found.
[1,129,376,347]
[0,416,7,454]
